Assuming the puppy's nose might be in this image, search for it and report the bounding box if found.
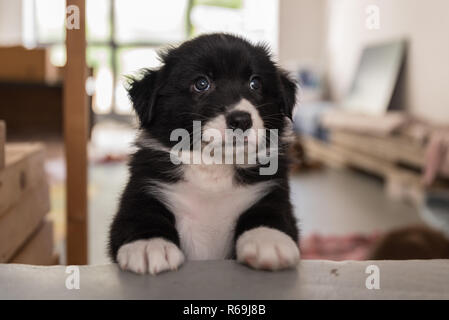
[226,111,253,131]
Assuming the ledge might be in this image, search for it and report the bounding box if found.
[1,260,448,299]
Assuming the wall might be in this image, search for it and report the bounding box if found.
[0,0,23,45]
[326,0,449,124]
[278,0,326,70]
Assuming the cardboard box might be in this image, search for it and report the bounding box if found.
[0,143,46,216]
[0,46,62,83]
[10,219,54,265]
[0,181,50,262]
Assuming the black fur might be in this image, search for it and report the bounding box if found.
[109,33,299,261]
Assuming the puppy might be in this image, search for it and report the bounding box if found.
[109,33,300,274]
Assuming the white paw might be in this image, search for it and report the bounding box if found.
[236,227,300,271]
[117,238,185,275]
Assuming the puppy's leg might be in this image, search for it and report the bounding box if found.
[234,187,300,271]
[236,227,299,271]
[117,238,184,275]
[109,184,184,275]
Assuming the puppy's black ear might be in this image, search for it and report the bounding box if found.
[279,70,297,120]
[127,69,160,126]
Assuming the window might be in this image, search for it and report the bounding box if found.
[28,0,278,121]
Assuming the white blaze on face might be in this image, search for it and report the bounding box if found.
[232,99,265,133]
[229,99,265,161]
[201,99,266,165]
[202,114,227,145]
[202,98,265,147]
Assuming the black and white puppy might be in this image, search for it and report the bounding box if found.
[109,33,299,274]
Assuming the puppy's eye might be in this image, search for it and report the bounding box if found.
[249,76,262,90]
[193,77,210,92]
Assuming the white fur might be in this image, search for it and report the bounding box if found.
[202,114,227,139]
[232,99,265,132]
[117,238,185,275]
[236,227,300,270]
[202,98,264,138]
[153,165,275,260]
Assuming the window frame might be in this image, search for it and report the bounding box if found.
[33,0,194,123]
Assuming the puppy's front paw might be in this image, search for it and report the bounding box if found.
[117,238,185,275]
[236,227,300,271]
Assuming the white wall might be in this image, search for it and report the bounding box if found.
[278,0,449,124]
[278,0,326,69]
[0,0,23,45]
[326,0,449,124]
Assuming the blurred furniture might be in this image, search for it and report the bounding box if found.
[0,81,63,140]
[303,112,449,208]
[0,46,61,84]
[0,46,63,140]
[303,132,426,206]
[0,45,94,141]
[339,41,405,116]
[1,260,448,299]
[0,0,89,265]
[0,122,56,264]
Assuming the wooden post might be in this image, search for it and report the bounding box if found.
[64,0,88,265]
[0,120,5,169]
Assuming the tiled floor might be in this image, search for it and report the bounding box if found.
[87,165,423,265]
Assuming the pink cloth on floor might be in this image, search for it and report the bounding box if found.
[300,232,382,261]
[423,130,449,186]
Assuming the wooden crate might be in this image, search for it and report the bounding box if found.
[0,120,4,169]
[10,220,54,265]
[330,130,425,168]
[0,143,46,216]
[0,46,61,83]
[0,181,49,262]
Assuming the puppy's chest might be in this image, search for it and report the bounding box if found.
[158,166,269,260]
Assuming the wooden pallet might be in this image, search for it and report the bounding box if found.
[330,130,425,169]
[303,134,425,205]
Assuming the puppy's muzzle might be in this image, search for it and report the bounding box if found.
[226,111,252,131]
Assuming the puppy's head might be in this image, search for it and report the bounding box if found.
[128,33,297,149]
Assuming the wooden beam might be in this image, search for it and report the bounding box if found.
[0,120,5,169]
[64,0,88,265]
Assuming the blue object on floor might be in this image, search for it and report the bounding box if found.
[293,101,335,141]
[420,191,449,237]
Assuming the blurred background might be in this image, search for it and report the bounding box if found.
[0,0,448,266]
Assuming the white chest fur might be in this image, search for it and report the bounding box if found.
[152,164,273,260]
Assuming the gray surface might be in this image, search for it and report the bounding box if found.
[1,260,448,300]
